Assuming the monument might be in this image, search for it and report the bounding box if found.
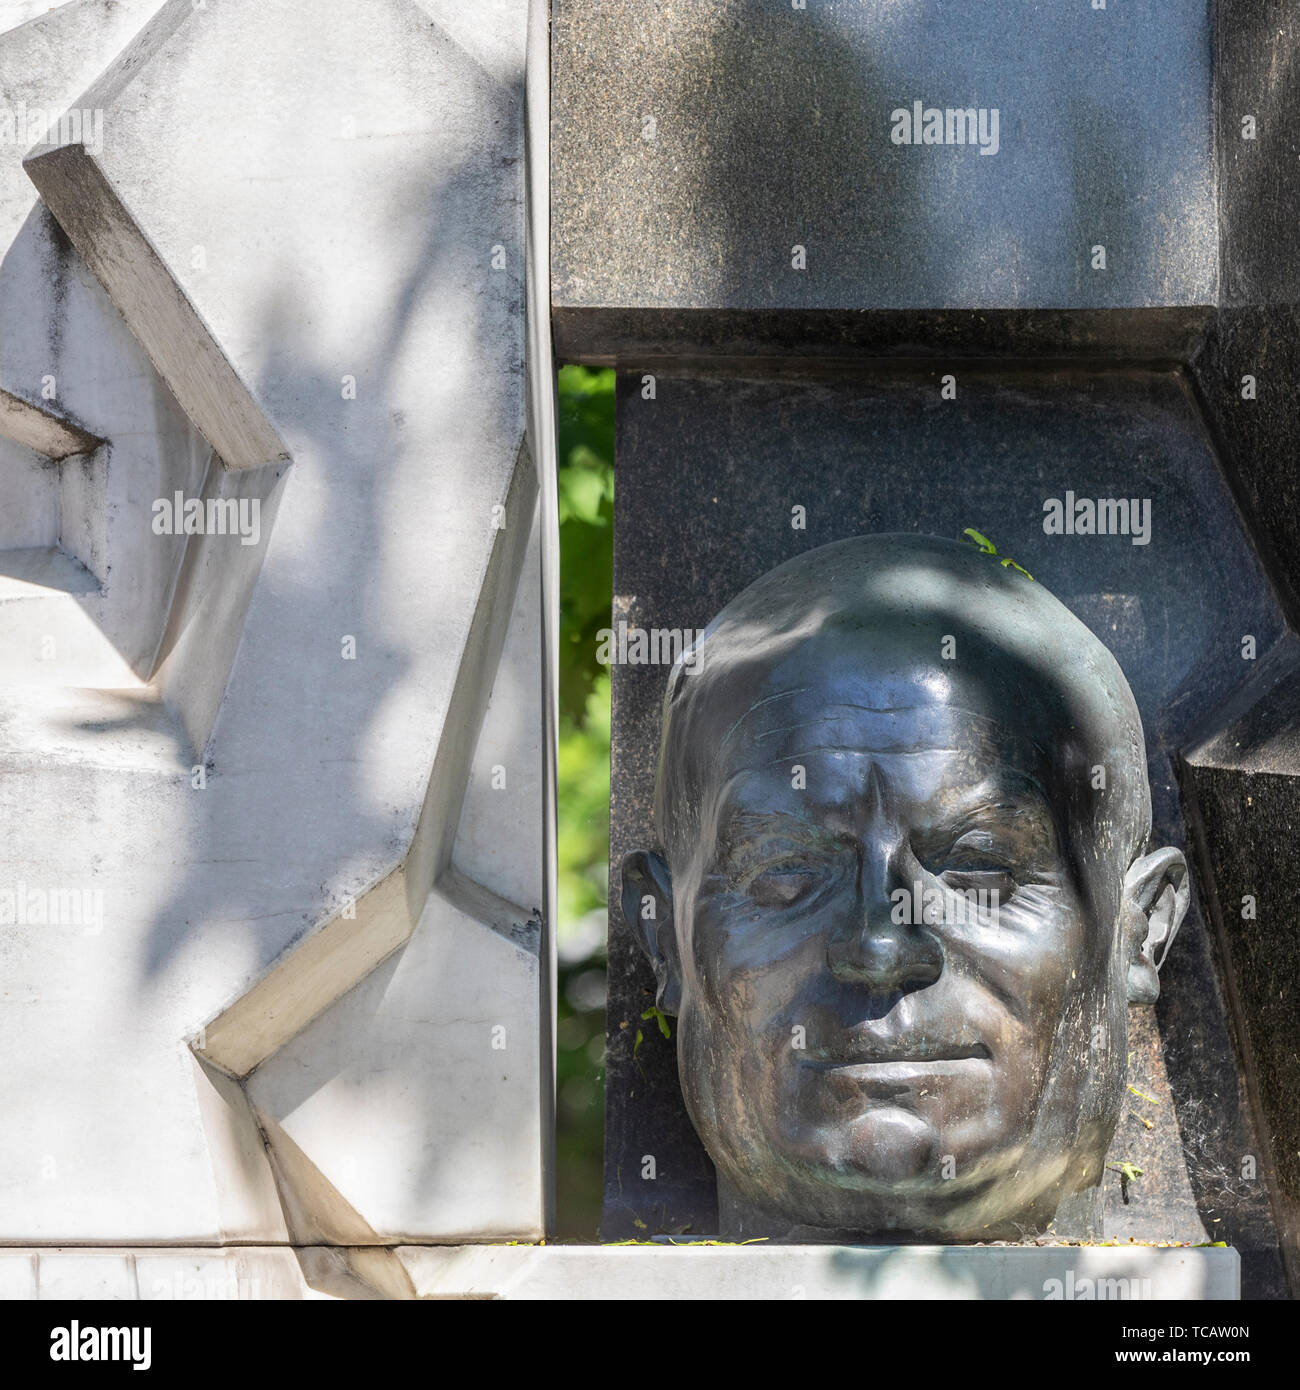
[0,0,1293,1304]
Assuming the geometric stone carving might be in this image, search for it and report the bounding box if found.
[2,0,549,1282]
[237,520,547,1252]
[0,385,101,460]
[0,0,209,690]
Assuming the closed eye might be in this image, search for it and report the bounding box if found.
[949,829,1010,860]
[923,831,1019,889]
[730,845,853,908]
[925,827,1003,865]
[943,857,1014,878]
[745,866,820,907]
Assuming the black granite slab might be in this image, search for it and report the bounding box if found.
[1180,646,1300,1300]
[604,366,1289,1298]
[1168,1,1300,1297]
[553,0,1216,361]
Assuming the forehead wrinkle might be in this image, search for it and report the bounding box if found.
[707,748,1055,813]
[747,704,1012,746]
[757,746,961,763]
[753,717,933,744]
[716,686,812,752]
[941,786,1055,827]
[744,709,1043,763]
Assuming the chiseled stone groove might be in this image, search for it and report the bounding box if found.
[0,384,104,460]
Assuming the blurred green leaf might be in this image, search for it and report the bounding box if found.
[554,366,615,1239]
[557,366,615,728]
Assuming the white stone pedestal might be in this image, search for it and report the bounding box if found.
[393,1243,1240,1301]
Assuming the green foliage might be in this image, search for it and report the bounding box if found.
[554,366,615,1239]
[960,526,1034,581]
[557,674,611,930]
[558,366,615,728]
[633,1004,672,1063]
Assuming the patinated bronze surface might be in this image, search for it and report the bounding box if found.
[623,534,1188,1240]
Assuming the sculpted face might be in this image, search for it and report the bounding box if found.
[625,536,1188,1240]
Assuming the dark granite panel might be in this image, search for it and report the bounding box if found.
[553,0,1216,357]
[1190,308,1300,630]
[1216,0,1300,306]
[1178,640,1300,1297]
[1181,756,1300,1296]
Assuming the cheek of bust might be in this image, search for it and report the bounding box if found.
[675,1011,777,1188]
[677,986,802,1147]
[958,901,1094,1023]
[685,904,823,1030]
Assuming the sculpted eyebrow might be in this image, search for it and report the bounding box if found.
[717,809,817,840]
[713,811,849,867]
[925,798,1057,848]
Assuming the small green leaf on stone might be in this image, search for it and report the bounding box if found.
[1106,1161,1145,1182]
[641,1004,672,1040]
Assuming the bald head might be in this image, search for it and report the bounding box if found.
[655,533,1151,878]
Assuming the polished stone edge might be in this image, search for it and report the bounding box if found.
[0,1248,325,1300]
[0,1243,1238,1300]
[553,306,1213,368]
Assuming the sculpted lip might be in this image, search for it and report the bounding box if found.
[804,1041,992,1068]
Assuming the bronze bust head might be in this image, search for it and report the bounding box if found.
[623,534,1188,1241]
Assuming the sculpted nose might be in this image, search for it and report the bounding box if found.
[827,839,943,993]
[828,921,943,992]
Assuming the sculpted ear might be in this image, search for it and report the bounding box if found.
[620,849,681,1015]
[1122,846,1190,1005]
